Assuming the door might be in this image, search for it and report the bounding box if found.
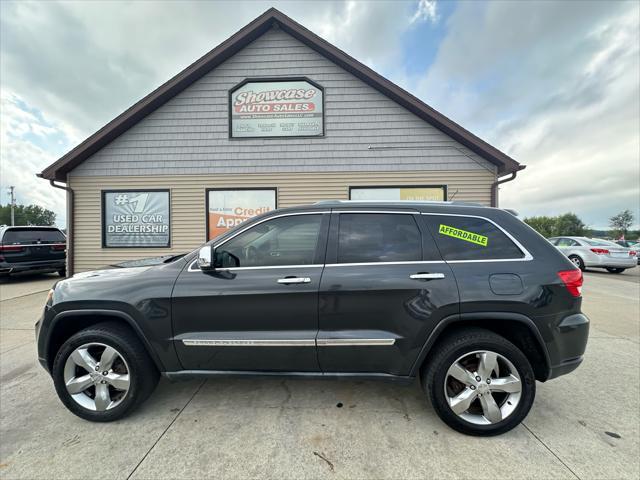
[318,210,459,375]
[172,212,329,371]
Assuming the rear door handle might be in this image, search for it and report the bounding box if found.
[410,273,445,280]
[277,277,311,284]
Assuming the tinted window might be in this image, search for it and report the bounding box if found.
[2,228,65,244]
[215,214,322,268]
[337,213,421,263]
[426,215,524,260]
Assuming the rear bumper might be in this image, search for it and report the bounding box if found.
[584,256,636,269]
[545,313,589,380]
[0,259,65,274]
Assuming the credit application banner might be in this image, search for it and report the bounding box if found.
[208,189,276,240]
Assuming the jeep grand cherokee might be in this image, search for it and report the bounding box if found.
[35,201,589,436]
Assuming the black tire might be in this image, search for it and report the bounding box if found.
[605,267,625,274]
[422,328,536,436]
[568,255,585,271]
[58,268,66,277]
[52,322,159,422]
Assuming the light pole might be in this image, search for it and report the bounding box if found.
[8,186,16,226]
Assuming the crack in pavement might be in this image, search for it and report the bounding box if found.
[522,422,581,480]
[126,379,207,480]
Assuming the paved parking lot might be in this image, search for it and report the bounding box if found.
[1,268,638,479]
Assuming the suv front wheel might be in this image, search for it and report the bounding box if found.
[52,322,159,422]
[422,328,536,436]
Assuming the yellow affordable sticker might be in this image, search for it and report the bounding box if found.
[439,224,488,247]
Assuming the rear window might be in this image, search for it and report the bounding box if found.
[424,215,525,261]
[337,213,422,263]
[2,228,65,244]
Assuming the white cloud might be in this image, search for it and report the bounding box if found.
[0,90,69,226]
[411,0,438,25]
[410,1,640,229]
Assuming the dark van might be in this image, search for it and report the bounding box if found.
[0,226,67,277]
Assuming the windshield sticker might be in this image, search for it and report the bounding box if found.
[439,224,488,247]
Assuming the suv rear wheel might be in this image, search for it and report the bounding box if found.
[422,328,535,436]
[52,322,159,422]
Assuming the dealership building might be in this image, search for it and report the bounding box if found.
[39,8,523,274]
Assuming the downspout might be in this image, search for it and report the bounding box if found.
[491,166,525,207]
[48,178,74,276]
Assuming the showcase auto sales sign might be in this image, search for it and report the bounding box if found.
[230,80,323,137]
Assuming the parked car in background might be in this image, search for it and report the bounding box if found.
[614,239,638,248]
[548,236,636,273]
[631,243,640,264]
[0,226,67,278]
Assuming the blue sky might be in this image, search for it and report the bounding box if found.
[1,0,638,230]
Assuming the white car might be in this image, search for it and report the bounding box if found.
[548,236,637,273]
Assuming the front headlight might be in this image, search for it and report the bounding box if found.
[45,288,54,307]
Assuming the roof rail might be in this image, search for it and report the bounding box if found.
[313,200,485,207]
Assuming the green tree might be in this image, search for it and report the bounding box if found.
[555,213,587,236]
[524,216,557,237]
[524,212,587,237]
[609,209,634,238]
[0,204,57,226]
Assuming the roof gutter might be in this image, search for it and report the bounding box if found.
[491,166,525,208]
[43,177,74,276]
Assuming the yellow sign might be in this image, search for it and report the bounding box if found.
[439,224,488,246]
[399,188,445,201]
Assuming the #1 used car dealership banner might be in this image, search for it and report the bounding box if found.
[230,79,323,137]
[208,189,276,240]
[103,190,170,247]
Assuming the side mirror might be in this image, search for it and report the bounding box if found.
[197,245,214,271]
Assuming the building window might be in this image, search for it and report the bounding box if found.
[207,188,277,241]
[102,190,170,248]
[349,186,446,202]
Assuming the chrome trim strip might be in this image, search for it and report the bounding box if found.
[188,262,323,272]
[421,212,534,262]
[325,260,444,267]
[182,338,396,347]
[317,338,396,346]
[182,339,316,347]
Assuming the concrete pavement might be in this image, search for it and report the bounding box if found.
[0,268,638,479]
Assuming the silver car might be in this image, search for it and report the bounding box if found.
[548,236,637,273]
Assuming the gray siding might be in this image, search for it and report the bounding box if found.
[71,27,496,177]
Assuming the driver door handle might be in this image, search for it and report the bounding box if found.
[410,272,445,280]
[277,277,311,284]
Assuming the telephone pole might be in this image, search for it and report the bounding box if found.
[8,186,16,226]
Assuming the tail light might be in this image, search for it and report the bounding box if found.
[630,251,637,257]
[590,248,609,255]
[0,245,24,253]
[558,269,583,297]
[51,244,66,251]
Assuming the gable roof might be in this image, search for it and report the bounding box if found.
[39,8,523,181]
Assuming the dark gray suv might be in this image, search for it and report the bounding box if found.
[35,201,589,436]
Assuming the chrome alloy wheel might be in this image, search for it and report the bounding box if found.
[571,257,582,267]
[444,350,522,425]
[63,342,131,411]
